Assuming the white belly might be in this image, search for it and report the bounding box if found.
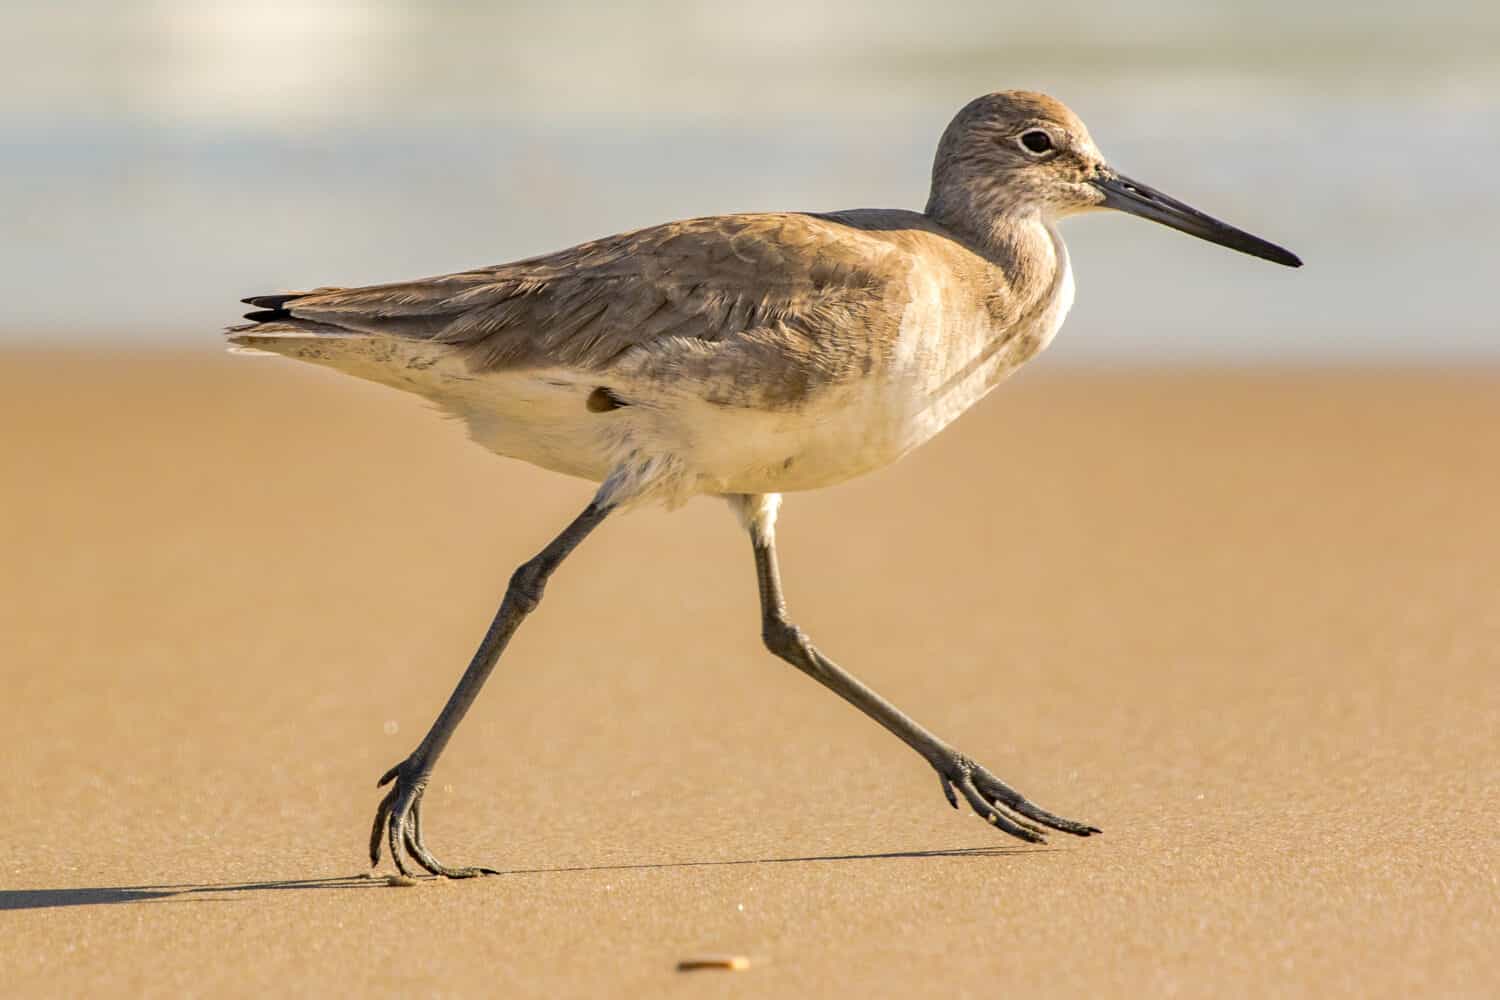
[692,236,1077,496]
[438,234,1074,506]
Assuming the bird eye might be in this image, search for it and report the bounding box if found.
[1019,130,1054,155]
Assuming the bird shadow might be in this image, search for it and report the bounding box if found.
[1,844,1051,912]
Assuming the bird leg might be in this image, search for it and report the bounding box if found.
[734,493,1099,843]
[370,499,614,878]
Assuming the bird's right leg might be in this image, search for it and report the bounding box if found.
[370,499,613,878]
[728,492,1098,844]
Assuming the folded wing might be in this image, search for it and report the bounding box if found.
[233,213,921,408]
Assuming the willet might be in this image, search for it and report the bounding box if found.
[230,91,1300,878]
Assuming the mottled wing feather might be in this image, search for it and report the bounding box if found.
[257,214,914,394]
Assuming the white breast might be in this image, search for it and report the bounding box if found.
[456,227,1076,506]
[671,226,1076,498]
[820,224,1075,472]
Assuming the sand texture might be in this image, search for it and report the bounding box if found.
[2,353,1496,997]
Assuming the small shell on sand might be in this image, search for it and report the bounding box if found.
[676,955,750,972]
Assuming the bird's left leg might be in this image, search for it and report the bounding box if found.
[728,493,1098,843]
[370,498,613,878]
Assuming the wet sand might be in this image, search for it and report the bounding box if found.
[2,352,1496,996]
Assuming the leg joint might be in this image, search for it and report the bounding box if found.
[761,615,809,661]
[507,558,547,614]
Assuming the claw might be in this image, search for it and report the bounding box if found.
[402,806,425,866]
[940,773,959,809]
[369,784,398,867]
[371,758,498,879]
[388,796,414,877]
[954,775,1046,843]
[971,766,1100,837]
[992,805,1048,838]
[936,755,1098,843]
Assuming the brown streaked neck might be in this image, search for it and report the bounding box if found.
[925,182,1060,307]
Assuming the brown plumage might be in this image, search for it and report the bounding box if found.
[226,91,1299,879]
[229,198,1071,504]
[233,210,1045,408]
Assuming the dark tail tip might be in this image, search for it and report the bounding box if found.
[242,294,300,309]
[240,293,304,323]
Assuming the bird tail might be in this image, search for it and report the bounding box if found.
[228,293,345,355]
[226,294,470,396]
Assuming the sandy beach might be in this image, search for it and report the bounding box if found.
[2,352,1496,997]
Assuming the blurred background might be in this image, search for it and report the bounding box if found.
[4,0,1498,363]
[5,9,1499,992]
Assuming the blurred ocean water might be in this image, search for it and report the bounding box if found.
[3,0,1498,363]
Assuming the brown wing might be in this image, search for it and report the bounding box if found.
[239,213,916,388]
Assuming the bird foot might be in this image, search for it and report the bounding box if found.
[369,757,497,879]
[935,753,1100,843]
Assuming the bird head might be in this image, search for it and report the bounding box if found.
[929,90,1301,267]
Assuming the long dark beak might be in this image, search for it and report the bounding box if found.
[1092,170,1302,268]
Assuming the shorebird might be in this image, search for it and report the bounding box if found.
[230,91,1300,878]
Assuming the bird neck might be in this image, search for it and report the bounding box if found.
[926,192,1059,297]
[926,181,1055,266]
